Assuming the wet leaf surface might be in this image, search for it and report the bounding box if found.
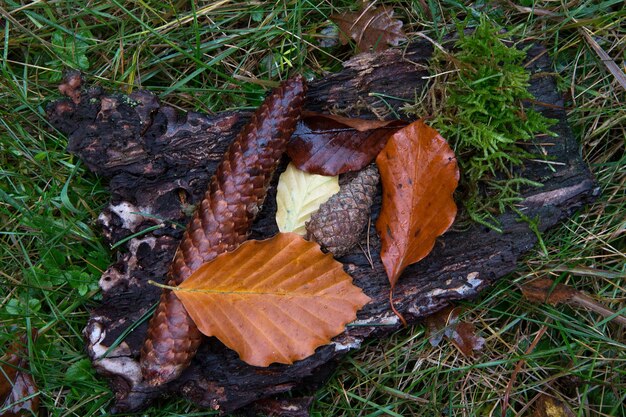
[375,120,459,287]
[520,278,576,305]
[175,233,370,367]
[287,114,403,176]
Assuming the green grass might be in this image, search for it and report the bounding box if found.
[1,1,624,416]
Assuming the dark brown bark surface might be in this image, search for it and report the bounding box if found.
[46,41,596,414]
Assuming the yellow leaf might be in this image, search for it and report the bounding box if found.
[276,162,339,235]
[532,394,575,417]
[174,233,370,367]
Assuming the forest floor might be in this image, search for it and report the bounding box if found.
[1,1,624,416]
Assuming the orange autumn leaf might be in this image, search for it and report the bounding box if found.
[375,120,459,287]
[174,232,370,367]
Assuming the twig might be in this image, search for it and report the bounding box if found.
[579,27,626,91]
[501,324,549,417]
[550,265,626,280]
[362,217,375,269]
[505,1,559,17]
[570,293,626,327]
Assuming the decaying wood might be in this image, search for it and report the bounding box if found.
[46,40,596,414]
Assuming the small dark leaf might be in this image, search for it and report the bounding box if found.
[0,344,20,400]
[521,278,626,326]
[2,372,39,417]
[287,114,404,176]
[425,306,484,357]
[1,332,40,416]
[302,112,401,132]
[452,322,485,357]
[520,278,575,305]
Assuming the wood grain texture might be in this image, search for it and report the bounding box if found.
[46,41,596,414]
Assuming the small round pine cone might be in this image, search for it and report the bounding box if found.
[306,164,379,257]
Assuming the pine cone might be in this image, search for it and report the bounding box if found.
[140,75,306,386]
[306,164,379,257]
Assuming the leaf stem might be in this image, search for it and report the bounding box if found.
[389,288,407,327]
[147,280,178,291]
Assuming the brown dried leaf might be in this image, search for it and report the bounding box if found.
[452,322,485,357]
[425,306,484,357]
[175,233,370,367]
[1,373,39,417]
[0,344,20,401]
[306,164,380,257]
[1,332,40,416]
[520,278,626,326]
[330,3,407,52]
[520,278,576,305]
[287,114,404,176]
[375,120,459,287]
[424,305,455,347]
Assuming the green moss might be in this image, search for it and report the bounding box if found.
[430,17,556,229]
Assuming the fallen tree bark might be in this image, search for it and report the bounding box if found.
[47,40,596,415]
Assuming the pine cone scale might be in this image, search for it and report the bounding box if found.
[306,164,380,257]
